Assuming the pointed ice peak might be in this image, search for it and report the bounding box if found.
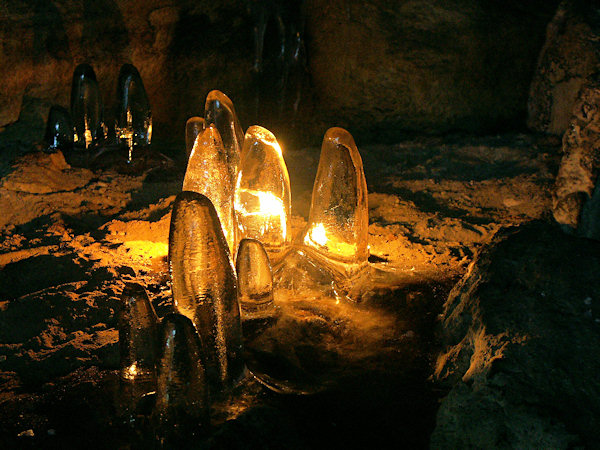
[235,125,291,259]
[70,63,104,149]
[302,127,369,266]
[44,105,73,152]
[185,116,205,159]
[118,283,159,382]
[236,238,275,319]
[154,312,209,440]
[183,125,236,253]
[168,191,245,392]
[204,90,244,182]
[116,63,152,154]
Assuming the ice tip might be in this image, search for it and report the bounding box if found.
[72,63,97,81]
[244,125,278,146]
[173,190,217,210]
[121,282,150,300]
[323,127,358,151]
[205,89,235,108]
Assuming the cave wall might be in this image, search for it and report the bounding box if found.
[0,0,560,146]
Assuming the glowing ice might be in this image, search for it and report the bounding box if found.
[183,125,236,253]
[117,283,158,420]
[185,116,205,159]
[154,313,209,441]
[168,191,245,391]
[44,105,73,152]
[235,126,291,260]
[70,63,104,149]
[236,238,275,319]
[204,90,244,183]
[116,64,152,161]
[301,127,369,268]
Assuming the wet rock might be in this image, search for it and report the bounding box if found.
[553,74,600,238]
[433,221,600,448]
[528,1,600,135]
[1,151,93,194]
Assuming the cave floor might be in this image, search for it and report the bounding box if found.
[0,132,560,448]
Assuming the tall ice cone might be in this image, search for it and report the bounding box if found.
[70,63,104,149]
[154,313,209,443]
[117,283,159,420]
[44,105,73,152]
[301,127,369,268]
[185,116,205,159]
[116,63,152,161]
[204,90,244,183]
[236,238,275,319]
[235,125,291,260]
[183,125,236,253]
[168,191,245,391]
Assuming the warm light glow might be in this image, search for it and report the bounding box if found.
[304,222,327,247]
[124,362,138,380]
[303,222,358,258]
[235,189,287,241]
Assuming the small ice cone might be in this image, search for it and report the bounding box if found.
[117,283,159,420]
[185,116,205,159]
[235,126,291,261]
[301,127,369,269]
[154,313,209,443]
[116,64,152,161]
[204,90,244,183]
[44,105,73,152]
[168,191,245,392]
[70,63,104,149]
[236,238,275,319]
[183,125,236,253]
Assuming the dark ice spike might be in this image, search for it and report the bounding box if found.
[44,105,74,152]
[168,191,245,392]
[70,63,104,149]
[154,313,209,444]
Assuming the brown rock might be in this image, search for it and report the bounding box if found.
[527,0,600,135]
[553,74,600,237]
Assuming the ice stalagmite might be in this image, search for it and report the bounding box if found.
[117,283,159,420]
[168,191,245,392]
[236,238,275,319]
[183,125,236,253]
[44,105,73,152]
[301,127,369,270]
[204,90,244,183]
[185,116,205,159]
[154,313,209,443]
[70,63,104,149]
[116,64,152,162]
[235,126,291,261]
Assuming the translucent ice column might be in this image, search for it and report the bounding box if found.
[154,313,209,442]
[117,283,159,419]
[183,125,236,253]
[235,126,291,260]
[301,127,369,270]
[116,64,152,162]
[44,105,73,152]
[204,90,244,183]
[168,191,245,391]
[236,238,275,319]
[70,63,104,149]
[185,116,205,159]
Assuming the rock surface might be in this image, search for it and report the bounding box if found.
[433,221,600,448]
[553,73,600,238]
[527,0,600,135]
[0,0,558,147]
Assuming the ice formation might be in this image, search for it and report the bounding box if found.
[185,116,205,159]
[183,125,236,253]
[204,90,244,183]
[235,125,291,260]
[44,105,73,152]
[236,238,275,319]
[154,313,209,441]
[116,64,152,161]
[168,191,245,392]
[301,127,369,270]
[117,283,159,419]
[70,63,104,149]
